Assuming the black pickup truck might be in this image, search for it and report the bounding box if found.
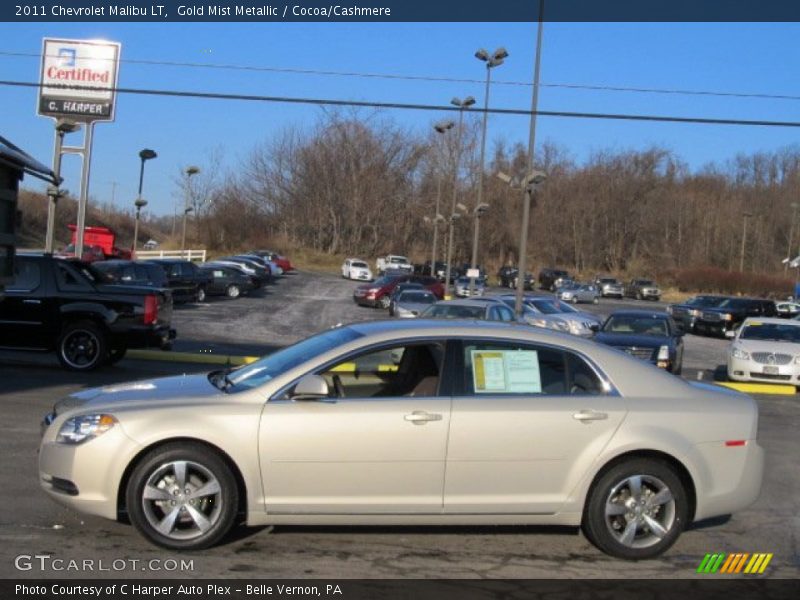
[0,254,175,371]
[693,297,777,337]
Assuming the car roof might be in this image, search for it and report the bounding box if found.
[433,299,492,308]
[607,309,669,319]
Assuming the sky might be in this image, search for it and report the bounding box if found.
[1,21,799,216]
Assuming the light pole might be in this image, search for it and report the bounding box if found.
[740,212,753,272]
[444,96,475,297]
[470,46,508,293]
[444,203,468,296]
[786,202,799,272]
[133,149,157,255]
[181,166,200,254]
[431,120,455,277]
[45,119,80,253]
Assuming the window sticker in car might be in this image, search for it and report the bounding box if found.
[471,350,542,394]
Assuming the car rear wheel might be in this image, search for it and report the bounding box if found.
[57,321,108,371]
[571,296,578,304]
[226,284,241,298]
[126,442,239,551]
[196,287,206,303]
[582,458,687,559]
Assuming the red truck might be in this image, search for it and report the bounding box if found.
[59,225,132,262]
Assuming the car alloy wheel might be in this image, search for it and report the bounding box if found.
[127,443,238,550]
[196,287,206,303]
[593,297,600,305]
[379,295,391,309]
[583,458,687,559]
[57,321,107,371]
[227,284,241,298]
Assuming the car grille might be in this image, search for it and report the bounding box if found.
[750,372,792,381]
[701,312,722,322]
[671,307,688,317]
[622,346,656,360]
[751,352,793,365]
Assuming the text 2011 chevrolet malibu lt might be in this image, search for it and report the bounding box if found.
[39,320,763,559]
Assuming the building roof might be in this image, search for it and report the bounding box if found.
[0,135,58,184]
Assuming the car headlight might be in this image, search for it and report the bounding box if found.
[549,319,570,332]
[731,347,750,360]
[657,345,670,361]
[690,309,701,317]
[568,321,584,335]
[56,414,117,445]
[722,313,733,321]
[794,355,800,365]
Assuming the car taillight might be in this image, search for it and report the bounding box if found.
[144,294,158,325]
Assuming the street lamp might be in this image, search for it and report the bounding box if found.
[470,47,508,293]
[431,120,455,277]
[133,148,157,255]
[443,96,475,297]
[45,118,81,253]
[181,166,200,254]
[498,170,547,316]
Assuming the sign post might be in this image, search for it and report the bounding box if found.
[38,38,120,257]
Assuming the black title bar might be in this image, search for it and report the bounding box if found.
[5,0,800,22]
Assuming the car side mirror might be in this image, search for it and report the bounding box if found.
[589,323,600,332]
[291,374,330,400]
[724,329,736,339]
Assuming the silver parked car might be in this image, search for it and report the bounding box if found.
[39,321,763,559]
[422,298,516,321]
[558,283,600,305]
[454,276,486,298]
[595,276,624,298]
[393,289,437,318]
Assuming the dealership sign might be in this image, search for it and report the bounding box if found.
[38,38,121,121]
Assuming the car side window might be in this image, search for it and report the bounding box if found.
[7,259,41,292]
[318,343,444,399]
[462,341,567,396]
[566,353,605,395]
[497,306,515,322]
[55,263,93,292]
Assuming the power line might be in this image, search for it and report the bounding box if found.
[4,80,800,128]
[2,49,800,102]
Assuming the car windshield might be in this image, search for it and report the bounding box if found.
[423,304,485,319]
[688,295,725,307]
[739,322,800,343]
[525,298,576,314]
[603,316,668,336]
[637,280,654,286]
[400,291,435,304]
[352,261,368,268]
[599,278,618,284]
[717,298,752,310]
[390,257,408,263]
[217,327,364,393]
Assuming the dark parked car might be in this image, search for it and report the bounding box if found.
[667,295,729,333]
[538,268,570,291]
[92,260,168,288]
[218,256,272,285]
[0,254,175,371]
[594,309,684,374]
[497,266,534,290]
[693,297,777,337]
[149,259,212,303]
[198,264,255,298]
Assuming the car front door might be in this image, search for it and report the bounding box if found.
[443,339,626,514]
[259,340,452,514]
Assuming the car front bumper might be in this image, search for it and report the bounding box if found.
[727,356,800,384]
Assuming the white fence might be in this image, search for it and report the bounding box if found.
[135,249,207,262]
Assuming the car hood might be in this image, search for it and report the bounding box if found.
[594,332,669,348]
[396,302,434,313]
[51,373,224,416]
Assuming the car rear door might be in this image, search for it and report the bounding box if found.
[443,339,626,514]
[0,256,50,349]
[259,340,452,514]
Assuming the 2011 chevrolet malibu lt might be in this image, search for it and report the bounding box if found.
[38,320,763,559]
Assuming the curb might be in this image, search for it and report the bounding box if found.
[714,381,797,395]
[127,349,260,366]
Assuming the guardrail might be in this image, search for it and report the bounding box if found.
[135,249,207,262]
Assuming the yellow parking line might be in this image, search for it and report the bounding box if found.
[127,349,260,366]
[715,382,797,395]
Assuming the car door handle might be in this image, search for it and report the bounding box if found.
[23,299,41,305]
[573,410,608,422]
[404,411,442,425]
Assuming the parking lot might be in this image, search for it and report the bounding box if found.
[0,270,797,578]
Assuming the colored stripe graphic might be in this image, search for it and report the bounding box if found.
[698,552,773,574]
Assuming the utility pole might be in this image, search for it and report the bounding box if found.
[739,212,752,272]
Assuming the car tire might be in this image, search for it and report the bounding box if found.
[196,287,206,303]
[379,295,391,309]
[226,285,241,298]
[571,296,579,304]
[57,320,108,372]
[106,345,127,366]
[593,297,600,305]
[582,458,688,560]
[126,442,239,551]
[637,292,643,300]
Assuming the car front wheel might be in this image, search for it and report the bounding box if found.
[196,287,206,303]
[126,442,239,550]
[379,295,391,309]
[582,458,687,559]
